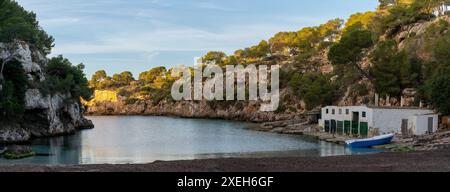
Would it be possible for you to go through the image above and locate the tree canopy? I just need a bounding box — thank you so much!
[0,0,54,54]
[370,40,422,96]
[289,72,336,110]
[329,24,374,79]
[41,55,93,101]
[269,19,343,53]
[139,67,167,84]
[202,51,227,66]
[423,69,450,115]
[112,71,135,86]
[344,12,376,32]
[235,40,270,59]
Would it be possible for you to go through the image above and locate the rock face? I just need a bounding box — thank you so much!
[85,90,305,122]
[0,41,93,143]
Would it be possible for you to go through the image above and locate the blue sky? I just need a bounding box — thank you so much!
[16,0,379,78]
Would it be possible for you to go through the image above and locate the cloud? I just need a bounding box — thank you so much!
[20,0,333,57]
[51,23,287,55]
[145,51,161,61]
[40,17,84,27]
[194,1,237,11]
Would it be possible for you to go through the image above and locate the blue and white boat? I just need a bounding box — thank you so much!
[346,134,394,148]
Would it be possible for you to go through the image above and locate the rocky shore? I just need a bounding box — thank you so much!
[0,41,93,143]
[84,89,306,122]
[1,148,450,172]
[250,118,450,152]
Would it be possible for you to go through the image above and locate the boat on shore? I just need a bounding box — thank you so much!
[346,134,394,148]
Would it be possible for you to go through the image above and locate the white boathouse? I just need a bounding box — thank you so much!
[319,106,438,138]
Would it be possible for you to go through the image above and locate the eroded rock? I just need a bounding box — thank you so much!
[0,41,93,143]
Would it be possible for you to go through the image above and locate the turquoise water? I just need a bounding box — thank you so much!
[0,116,382,165]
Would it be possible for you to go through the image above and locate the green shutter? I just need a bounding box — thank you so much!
[360,122,369,138]
[325,120,330,132]
[352,121,359,136]
[344,121,351,135]
[337,121,344,135]
[331,120,337,134]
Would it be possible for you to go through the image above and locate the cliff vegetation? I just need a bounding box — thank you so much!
[86,0,450,120]
[0,0,93,143]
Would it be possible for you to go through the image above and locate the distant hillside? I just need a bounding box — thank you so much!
[86,0,450,121]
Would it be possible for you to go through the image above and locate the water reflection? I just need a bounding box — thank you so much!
[0,116,383,165]
[318,141,384,156]
[0,133,83,164]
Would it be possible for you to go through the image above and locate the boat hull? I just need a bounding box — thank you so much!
[346,134,394,148]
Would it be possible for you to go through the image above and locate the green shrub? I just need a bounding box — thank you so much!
[269,19,342,54]
[3,151,36,160]
[375,1,438,37]
[112,71,135,87]
[289,72,336,110]
[40,55,93,101]
[422,68,450,115]
[274,104,286,114]
[0,60,27,121]
[355,84,369,97]
[329,24,374,79]
[202,51,227,66]
[370,41,422,96]
[125,97,139,105]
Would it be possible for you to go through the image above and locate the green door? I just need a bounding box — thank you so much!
[360,122,369,138]
[344,121,351,135]
[331,120,337,134]
[352,121,359,136]
[337,121,344,135]
[324,120,330,132]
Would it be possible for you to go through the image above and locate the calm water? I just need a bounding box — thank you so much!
[0,116,381,165]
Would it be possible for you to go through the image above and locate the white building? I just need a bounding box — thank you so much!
[434,2,450,16]
[319,106,438,138]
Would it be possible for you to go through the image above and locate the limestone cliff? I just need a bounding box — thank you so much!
[84,89,304,122]
[0,41,93,143]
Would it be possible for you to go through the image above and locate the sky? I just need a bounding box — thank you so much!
[16,0,379,78]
